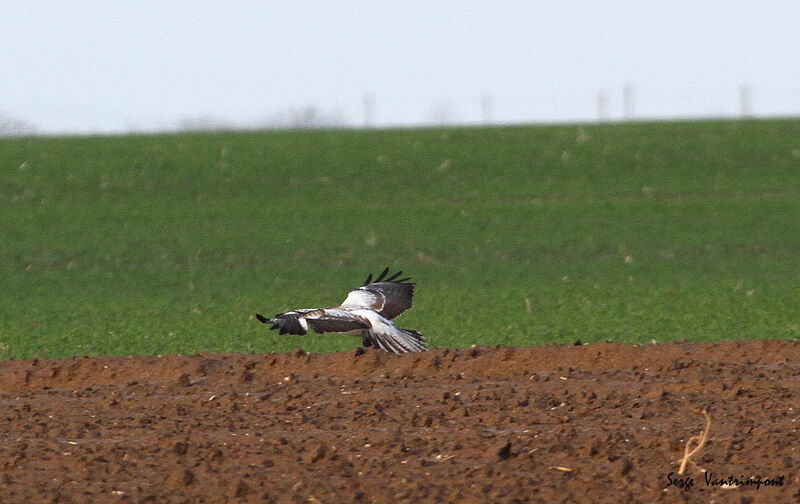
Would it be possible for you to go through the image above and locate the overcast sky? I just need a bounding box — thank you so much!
[3,1,800,133]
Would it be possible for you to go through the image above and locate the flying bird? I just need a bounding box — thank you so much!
[256,268,427,354]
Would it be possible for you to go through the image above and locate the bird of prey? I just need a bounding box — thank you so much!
[256,268,426,354]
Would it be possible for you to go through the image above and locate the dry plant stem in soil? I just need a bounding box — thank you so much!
[677,409,712,475]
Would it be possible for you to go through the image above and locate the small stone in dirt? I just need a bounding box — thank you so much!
[620,457,633,476]
[176,373,191,387]
[172,442,188,455]
[303,445,326,464]
[234,480,252,497]
[182,469,194,485]
[496,440,513,460]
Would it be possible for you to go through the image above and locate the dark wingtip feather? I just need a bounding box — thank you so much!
[364,268,413,286]
[376,267,390,282]
[386,270,402,282]
[255,314,269,324]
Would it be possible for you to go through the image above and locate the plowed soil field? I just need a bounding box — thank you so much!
[1,340,798,503]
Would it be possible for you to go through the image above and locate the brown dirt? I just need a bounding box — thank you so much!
[1,340,798,503]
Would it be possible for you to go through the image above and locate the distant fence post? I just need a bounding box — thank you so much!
[363,94,375,128]
[623,84,635,120]
[480,93,493,124]
[597,90,610,122]
[739,85,752,118]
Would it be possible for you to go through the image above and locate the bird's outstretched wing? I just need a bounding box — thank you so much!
[256,309,318,335]
[340,267,414,320]
[256,308,369,335]
[305,309,369,334]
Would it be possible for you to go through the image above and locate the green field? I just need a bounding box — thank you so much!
[1,119,799,359]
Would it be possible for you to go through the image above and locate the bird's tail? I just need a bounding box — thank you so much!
[366,328,427,354]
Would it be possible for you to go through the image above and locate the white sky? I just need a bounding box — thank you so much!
[2,1,800,133]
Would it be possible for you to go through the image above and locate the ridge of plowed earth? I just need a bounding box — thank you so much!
[1,340,798,504]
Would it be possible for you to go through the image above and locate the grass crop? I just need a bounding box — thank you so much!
[1,119,799,359]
